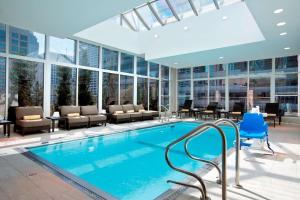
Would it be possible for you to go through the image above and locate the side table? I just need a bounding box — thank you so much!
[46,117,67,132]
[0,120,12,137]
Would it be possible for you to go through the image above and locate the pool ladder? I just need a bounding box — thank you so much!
[165,119,242,200]
[160,105,172,122]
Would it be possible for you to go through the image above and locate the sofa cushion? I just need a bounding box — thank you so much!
[60,106,80,117]
[88,115,107,122]
[81,105,98,115]
[23,115,41,120]
[16,106,44,120]
[111,113,130,119]
[109,105,123,114]
[16,119,50,128]
[122,104,135,113]
[129,112,142,118]
[127,110,134,113]
[114,111,124,114]
[134,104,145,112]
[141,111,153,117]
[67,113,80,117]
[67,116,89,124]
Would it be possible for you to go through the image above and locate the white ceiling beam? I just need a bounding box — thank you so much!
[165,0,180,21]
[187,0,198,16]
[133,8,151,30]
[147,2,164,26]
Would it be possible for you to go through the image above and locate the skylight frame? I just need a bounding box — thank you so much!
[117,0,242,32]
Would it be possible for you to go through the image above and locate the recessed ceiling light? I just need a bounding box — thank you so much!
[183,26,189,31]
[280,32,287,36]
[219,56,224,59]
[284,47,290,50]
[222,16,228,20]
[154,34,159,38]
[273,9,284,14]
[174,62,178,65]
[276,22,286,26]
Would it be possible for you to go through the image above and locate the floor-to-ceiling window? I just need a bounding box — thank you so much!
[49,37,76,64]
[9,59,44,107]
[120,75,134,104]
[120,53,134,74]
[178,68,191,108]
[0,23,5,53]
[102,48,118,71]
[9,26,45,59]
[193,80,208,108]
[249,59,272,74]
[150,62,159,78]
[275,56,298,114]
[0,23,172,117]
[78,69,98,106]
[137,77,148,109]
[161,66,169,109]
[0,57,5,117]
[209,79,225,108]
[79,42,99,68]
[50,65,77,112]
[229,78,247,110]
[102,72,119,109]
[249,77,270,110]
[149,79,159,111]
[137,57,148,76]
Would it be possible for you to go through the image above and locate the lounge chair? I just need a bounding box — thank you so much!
[265,103,281,127]
[177,100,193,118]
[60,106,89,130]
[108,105,131,123]
[198,102,218,120]
[14,106,51,135]
[228,102,245,122]
[240,113,274,154]
[81,105,107,127]
[122,104,142,121]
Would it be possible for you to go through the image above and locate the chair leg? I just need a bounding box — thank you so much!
[266,137,274,154]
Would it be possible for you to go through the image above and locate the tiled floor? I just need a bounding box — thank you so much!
[0,119,299,200]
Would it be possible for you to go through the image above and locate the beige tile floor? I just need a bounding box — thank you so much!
[0,118,299,200]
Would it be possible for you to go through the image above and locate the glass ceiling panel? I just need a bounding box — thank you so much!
[136,5,161,28]
[113,0,242,31]
[192,0,216,13]
[169,0,195,19]
[123,11,147,31]
[151,0,177,24]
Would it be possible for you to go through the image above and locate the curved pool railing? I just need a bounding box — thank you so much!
[184,118,241,187]
[165,122,227,200]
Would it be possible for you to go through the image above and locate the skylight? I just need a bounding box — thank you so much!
[114,0,242,31]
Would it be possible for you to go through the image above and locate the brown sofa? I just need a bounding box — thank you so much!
[60,106,89,130]
[15,106,51,135]
[108,105,131,123]
[134,104,159,120]
[81,105,107,127]
[122,104,142,121]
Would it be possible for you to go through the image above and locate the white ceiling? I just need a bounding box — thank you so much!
[0,0,148,37]
[1,0,299,67]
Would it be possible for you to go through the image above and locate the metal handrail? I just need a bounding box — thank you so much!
[165,123,227,200]
[160,105,170,122]
[184,118,241,187]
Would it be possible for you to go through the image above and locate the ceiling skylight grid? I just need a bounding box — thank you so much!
[117,0,242,32]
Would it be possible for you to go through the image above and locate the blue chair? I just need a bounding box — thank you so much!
[239,113,274,154]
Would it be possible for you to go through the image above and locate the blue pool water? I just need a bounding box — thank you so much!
[28,122,236,200]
